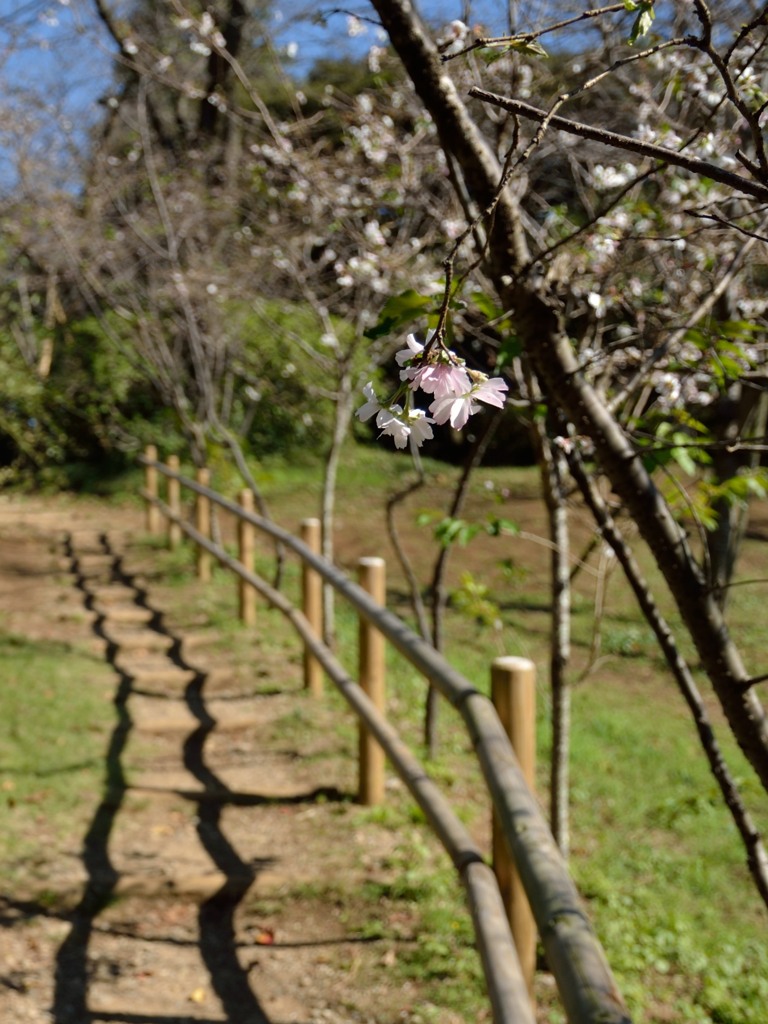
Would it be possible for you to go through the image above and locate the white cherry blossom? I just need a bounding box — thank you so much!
[407,408,434,447]
[395,331,428,367]
[376,405,410,447]
[356,382,381,422]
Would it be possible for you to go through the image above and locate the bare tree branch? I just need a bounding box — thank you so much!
[468,90,768,203]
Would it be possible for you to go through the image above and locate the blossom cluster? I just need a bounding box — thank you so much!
[357,330,508,449]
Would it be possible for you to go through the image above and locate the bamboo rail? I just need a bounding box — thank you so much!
[139,451,632,1024]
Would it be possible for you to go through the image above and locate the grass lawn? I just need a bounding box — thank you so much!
[237,442,768,1024]
[0,631,115,880]
[1,440,766,1023]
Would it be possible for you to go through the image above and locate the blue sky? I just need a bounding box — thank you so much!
[0,0,527,190]
[0,0,115,189]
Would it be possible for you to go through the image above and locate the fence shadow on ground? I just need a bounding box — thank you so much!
[53,534,132,1024]
[52,532,279,1024]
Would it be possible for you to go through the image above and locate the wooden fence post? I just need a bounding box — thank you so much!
[491,655,537,1002]
[358,557,386,806]
[167,454,182,550]
[195,467,211,582]
[144,444,161,535]
[300,518,323,696]
[238,488,256,626]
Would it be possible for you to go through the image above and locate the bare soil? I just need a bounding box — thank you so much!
[0,495,464,1024]
[4,483,767,1024]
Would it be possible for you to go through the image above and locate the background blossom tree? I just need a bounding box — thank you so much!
[367,0,768,901]
[0,0,767,905]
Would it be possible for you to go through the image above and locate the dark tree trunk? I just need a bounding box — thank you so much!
[369,0,768,793]
[705,379,768,609]
[198,0,248,141]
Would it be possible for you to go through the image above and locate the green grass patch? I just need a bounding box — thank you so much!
[117,441,768,1022]
[567,677,767,1023]
[0,630,113,872]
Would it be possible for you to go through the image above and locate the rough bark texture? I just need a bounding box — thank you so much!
[369,0,768,793]
[198,0,247,140]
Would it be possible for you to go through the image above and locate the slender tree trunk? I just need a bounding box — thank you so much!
[320,369,355,647]
[198,0,247,143]
[532,424,571,858]
[370,0,768,794]
[426,410,502,755]
[385,462,432,643]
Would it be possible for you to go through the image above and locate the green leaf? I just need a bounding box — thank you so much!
[470,290,502,321]
[720,320,763,340]
[434,517,481,548]
[485,516,520,537]
[364,289,435,341]
[506,38,548,59]
[715,469,768,503]
[671,447,697,476]
[499,557,528,583]
[641,445,672,472]
[719,355,747,380]
[672,410,709,436]
[627,1,655,45]
[744,474,768,498]
[450,571,500,627]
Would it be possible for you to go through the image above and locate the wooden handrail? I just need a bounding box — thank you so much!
[139,452,632,1024]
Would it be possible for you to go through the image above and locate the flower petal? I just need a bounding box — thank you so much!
[474,377,508,409]
[356,382,381,421]
[395,333,424,366]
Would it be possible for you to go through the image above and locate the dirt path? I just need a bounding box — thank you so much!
[0,498,442,1024]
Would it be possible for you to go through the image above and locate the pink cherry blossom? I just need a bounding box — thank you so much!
[472,375,508,408]
[357,329,508,448]
[429,391,480,430]
[410,361,471,398]
[430,374,508,429]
